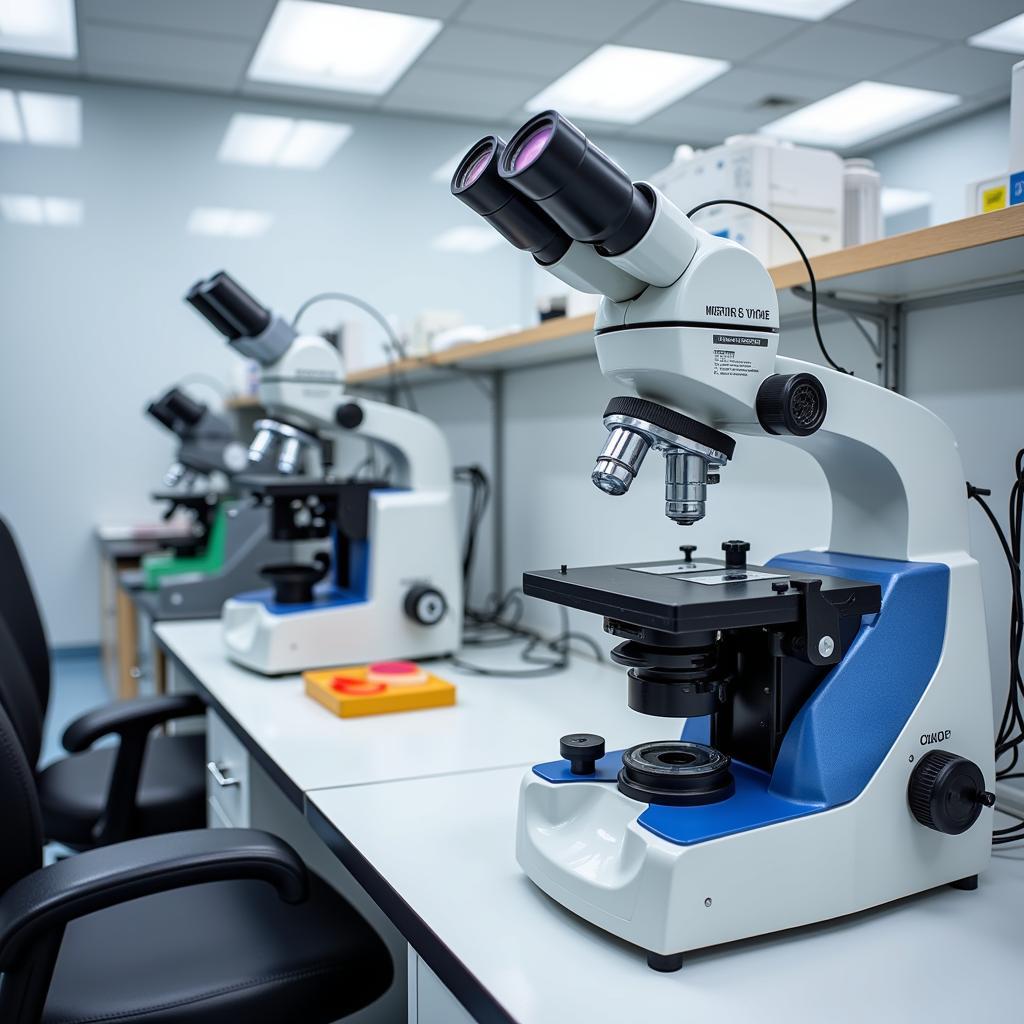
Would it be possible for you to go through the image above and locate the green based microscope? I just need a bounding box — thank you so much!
[135,386,289,619]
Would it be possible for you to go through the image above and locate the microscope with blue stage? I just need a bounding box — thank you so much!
[451,111,996,969]
[186,271,462,676]
[137,385,287,619]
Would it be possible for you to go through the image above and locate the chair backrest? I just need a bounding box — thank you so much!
[0,700,43,894]
[0,617,44,767]
[0,516,50,713]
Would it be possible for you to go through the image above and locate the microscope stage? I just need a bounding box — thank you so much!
[523,558,880,635]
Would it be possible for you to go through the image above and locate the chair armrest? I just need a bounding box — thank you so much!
[0,829,307,971]
[60,694,206,844]
[62,693,205,752]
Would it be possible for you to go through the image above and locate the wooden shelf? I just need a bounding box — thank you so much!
[346,207,1024,387]
[225,395,263,410]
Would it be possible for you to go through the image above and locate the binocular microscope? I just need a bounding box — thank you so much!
[452,111,995,969]
[185,271,462,675]
[139,385,284,618]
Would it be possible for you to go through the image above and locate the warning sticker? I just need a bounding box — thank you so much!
[712,334,765,377]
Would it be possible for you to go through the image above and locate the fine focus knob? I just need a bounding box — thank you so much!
[756,372,827,437]
[560,733,606,775]
[335,402,364,430]
[403,586,447,626]
[908,750,994,835]
[722,540,750,568]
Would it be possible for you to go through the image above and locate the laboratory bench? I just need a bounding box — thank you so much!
[153,619,1024,1024]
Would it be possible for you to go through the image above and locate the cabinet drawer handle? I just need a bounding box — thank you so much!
[206,761,240,788]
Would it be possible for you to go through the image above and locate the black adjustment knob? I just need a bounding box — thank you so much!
[756,372,827,437]
[679,544,697,563]
[403,586,447,626]
[560,733,605,775]
[908,750,994,835]
[722,540,750,568]
[335,402,364,429]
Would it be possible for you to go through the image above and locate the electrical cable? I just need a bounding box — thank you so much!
[686,199,852,376]
[291,291,419,412]
[967,450,1024,845]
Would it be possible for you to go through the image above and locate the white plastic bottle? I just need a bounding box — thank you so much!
[843,158,883,246]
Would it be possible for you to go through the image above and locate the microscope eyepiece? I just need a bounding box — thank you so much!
[451,134,571,266]
[186,271,271,340]
[498,111,655,257]
[165,387,205,427]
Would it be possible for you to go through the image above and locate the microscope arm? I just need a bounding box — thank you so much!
[336,398,454,494]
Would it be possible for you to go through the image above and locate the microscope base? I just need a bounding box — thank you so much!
[221,597,460,675]
[517,763,991,966]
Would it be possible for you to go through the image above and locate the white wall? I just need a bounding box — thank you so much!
[868,102,1011,228]
[0,75,670,645]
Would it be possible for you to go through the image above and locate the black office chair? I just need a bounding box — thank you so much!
[0,516,206,848]
[0,701,393,1023]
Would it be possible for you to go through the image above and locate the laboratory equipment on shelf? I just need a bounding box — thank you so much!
[186,271,462,675]
[450,110,995,970]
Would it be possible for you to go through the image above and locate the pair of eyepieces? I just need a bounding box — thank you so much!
[450,110,655,265]
[186,270,271,342]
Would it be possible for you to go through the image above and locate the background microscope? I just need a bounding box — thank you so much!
[132,384,289,619]
[186,270,462,675]
[451,111,996,970]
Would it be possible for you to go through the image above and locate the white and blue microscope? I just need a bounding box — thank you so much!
[451,112,996,970]
[186,271,462,675]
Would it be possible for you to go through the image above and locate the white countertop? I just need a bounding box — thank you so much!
[310,766,1024,1024]
[154,619,679,795]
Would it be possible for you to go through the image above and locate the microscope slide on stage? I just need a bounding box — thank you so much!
[185,271,462,676]
[450,110,996,971]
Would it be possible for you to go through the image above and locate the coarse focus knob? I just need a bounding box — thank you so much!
[560,733,605,775]
[335,402,364,429]
[403,586,447,626]
[756,372,827,437]
[722,540,750,568]
[908,750,994,835]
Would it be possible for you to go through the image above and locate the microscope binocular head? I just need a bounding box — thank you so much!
[451,110,701,301]
[248,418,318,476]
[592,397,735,526]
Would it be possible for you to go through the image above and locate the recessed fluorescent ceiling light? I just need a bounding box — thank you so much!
[526,45,730,125]
[218,113,351,169]
[0,88,81,145]
[880,187,932,217]
[969,13,1024,54]
[676,0,853,19]
[187,207,274,239]
[432,226,502,254]
[0,0,77,59]
[760,81,960,148]
[248,0,441,94]
[0,193,82,225]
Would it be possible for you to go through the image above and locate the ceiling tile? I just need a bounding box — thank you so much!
[836,0,1024,42]
[627,97,770,145]
[381,65,541,120]
[619,2,805,61]
[0,53,83,76]
[878,44,1020,99]
[77,0,276,40]
[418,25,593,81]
[686,66,852,109]
[752,22,941,78]
[456,0,664,44]
[80,23,251,92]
[238,79,378,108]
[329,0,465,15]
